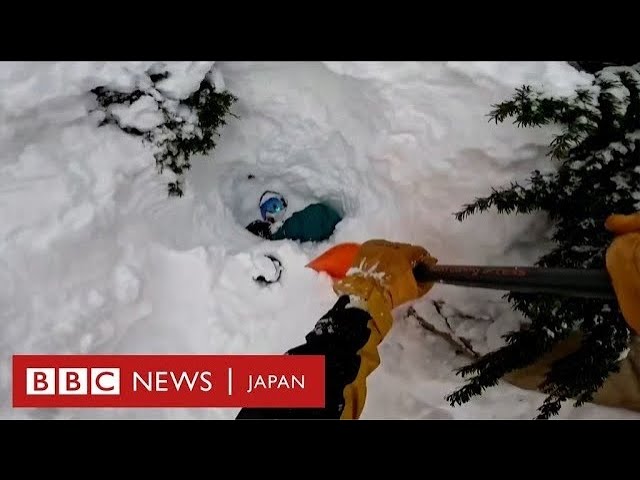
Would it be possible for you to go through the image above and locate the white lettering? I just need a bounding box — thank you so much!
[246,374,305,393]
[200,371,213,392]
[59,368,88,395]
[156,371,168,391]
[91,368,120,395]
[26,368,55,395]
[171,371,197,391]
[291,374,304,389]
[255,375,266,389]
[132,372,153,392]
[133,371,214,392]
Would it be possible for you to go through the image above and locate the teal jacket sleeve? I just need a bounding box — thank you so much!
[271,204,342,242]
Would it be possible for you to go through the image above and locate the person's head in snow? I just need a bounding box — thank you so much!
[245,191,287,240]
[259,191,288,225]
[246,189,344,243]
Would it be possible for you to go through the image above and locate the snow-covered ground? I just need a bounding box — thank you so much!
[2,61,638,420]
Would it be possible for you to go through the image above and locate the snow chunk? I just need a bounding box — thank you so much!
[609,142,628,155]
[571,159,586,170]
[445,61,594,97]
[618,348,630,361]
[597,68,633,116]
[611,173,630,190]
[571,245,596,253]
[109,95,164,131]
[627,130,640,142]
[87,289,105,309]
[0,61,157,114]
[61,203,96,232]
[113,265,141,304]
[346,260,386,282]
[154,62,215,100]
[599,65,640,84]
[207,65,226,91]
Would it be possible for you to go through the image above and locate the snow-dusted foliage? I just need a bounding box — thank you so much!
[451,64,640,419]
[91,63,237,197]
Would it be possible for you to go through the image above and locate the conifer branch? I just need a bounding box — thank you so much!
[450,63,640,418]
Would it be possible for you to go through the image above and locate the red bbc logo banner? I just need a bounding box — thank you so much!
[12,354,325,408]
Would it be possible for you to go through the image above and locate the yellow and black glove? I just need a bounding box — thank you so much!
[334,240,437,333]
[605,212,640,334]
[332,240,437,419]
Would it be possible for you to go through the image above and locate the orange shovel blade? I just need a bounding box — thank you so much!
[306,243,361,279]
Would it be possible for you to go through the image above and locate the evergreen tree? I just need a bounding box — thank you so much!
[446,63,640,419]
[91,67,237,197]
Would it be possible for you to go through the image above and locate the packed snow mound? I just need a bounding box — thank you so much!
[2,61,638,420]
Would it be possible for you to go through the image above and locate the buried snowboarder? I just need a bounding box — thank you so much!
[246,191,343,243]
[246,190,344,286]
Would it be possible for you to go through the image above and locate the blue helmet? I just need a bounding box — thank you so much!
[259,191,287,223]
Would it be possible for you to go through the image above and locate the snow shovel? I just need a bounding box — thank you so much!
[306,243,616,299]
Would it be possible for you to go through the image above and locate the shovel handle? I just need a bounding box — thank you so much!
[412,263,617,299]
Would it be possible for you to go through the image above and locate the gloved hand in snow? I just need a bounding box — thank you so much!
[251,254,283,285]
[605,212,640,333]
[333,239,438,335]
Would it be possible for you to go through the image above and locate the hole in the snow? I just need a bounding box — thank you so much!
[224,170,347,244]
